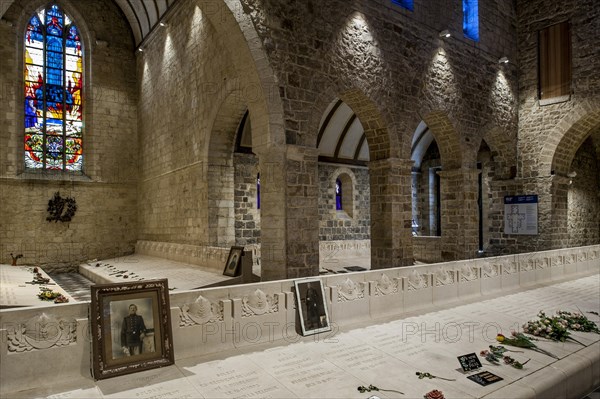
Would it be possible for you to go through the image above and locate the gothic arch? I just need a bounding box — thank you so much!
[206,83,248,247]
[478,125,517,178]
[418,111,463,170]
[199,0,285,151]
[548,107,600,177]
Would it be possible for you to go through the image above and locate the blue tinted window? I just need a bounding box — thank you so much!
[392,0,413,12]
[463,0,479,41]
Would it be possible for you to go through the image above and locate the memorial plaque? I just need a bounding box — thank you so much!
[457,353,482,372]
[467,371,503,386]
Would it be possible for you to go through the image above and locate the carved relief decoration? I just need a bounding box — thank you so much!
[180,295,224,327]
[337,278,365,302]
[241,289,278,317]
[551,256,564,267]
[503,262,518,275]
[460,265,479,282]
[482,263,500,278]
[374,274,398,296]
[535,257,549,269]
[7,313,77,352]
[407,270,429,290]
[436,268,455,286]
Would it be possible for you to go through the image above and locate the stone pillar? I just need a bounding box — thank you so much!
[256,147,287,281]
[438,168,479,261]
[521,175,570,250]
[255,145,320,280]
[284,146,320,278]
[369,158,414,268]
[207,164,235,247]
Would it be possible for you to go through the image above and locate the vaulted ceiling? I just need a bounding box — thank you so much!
[0,0,179,46]
[112,0,177,46]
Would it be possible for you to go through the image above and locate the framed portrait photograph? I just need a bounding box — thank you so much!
[294,278,331,336]
[90,279,174,380]
[223,246,244,277]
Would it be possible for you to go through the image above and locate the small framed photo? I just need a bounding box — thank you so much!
[294,278,331,336]
[223,246,244,277]
[90,279,174,380]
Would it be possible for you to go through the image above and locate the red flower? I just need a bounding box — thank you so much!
[424,389,445,399]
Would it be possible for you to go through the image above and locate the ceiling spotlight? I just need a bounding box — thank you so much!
[439,29,451,38]
[138,47,143,52]
[159,21,167,27]
[499,56,509,64]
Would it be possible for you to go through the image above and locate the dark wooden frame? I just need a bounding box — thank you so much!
[223,246,244,277]
[90,279,174,380]
[294,278,331,336]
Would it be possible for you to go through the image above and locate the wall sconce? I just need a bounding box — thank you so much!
[498,56,509,64]
[439,29,451,38]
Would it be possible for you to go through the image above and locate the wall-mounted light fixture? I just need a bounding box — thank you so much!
[159,22,168,27]
[498,56,509,64]
[439,29,451,38]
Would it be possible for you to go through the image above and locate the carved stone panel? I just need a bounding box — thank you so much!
[7,313,77,352]
[179,295,224,327]
[337,278,365,302]
[241,289,278,317]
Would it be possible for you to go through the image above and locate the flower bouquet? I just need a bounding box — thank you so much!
[555,311,600,334]
[523,311,585,345]
[38,288,69,303]
[480,345,530,369]
[497,332,558,359]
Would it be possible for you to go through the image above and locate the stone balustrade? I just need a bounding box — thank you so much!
[0,245,598,395]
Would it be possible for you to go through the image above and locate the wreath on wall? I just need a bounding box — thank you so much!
[46,192,77,222]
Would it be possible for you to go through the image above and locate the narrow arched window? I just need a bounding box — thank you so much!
[24,4,83,171]
[335,178,342,210]
[257,173,260,209]
[462,0,479,41]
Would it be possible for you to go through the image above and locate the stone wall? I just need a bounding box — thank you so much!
[234,153,260,246]
[318,164,370,241]
[491,0,600,253]
[0,0,138,270]
[568,140,600,247]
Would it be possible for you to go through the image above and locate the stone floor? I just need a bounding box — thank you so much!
[7,274,600,399]
[47,271,94,302]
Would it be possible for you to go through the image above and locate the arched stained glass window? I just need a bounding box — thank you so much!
[24,4,83,171]
[335,178,342,210]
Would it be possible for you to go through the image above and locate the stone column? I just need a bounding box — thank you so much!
[284,146,320,278]
[255,145,320,280]
[369,158,414,268]
[256,146,287,281]
[520,175,570,250]
[438,168,480,261]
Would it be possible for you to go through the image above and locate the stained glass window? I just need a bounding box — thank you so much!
[336,178,342,210]
[463,0,480,41]
[392,0,414,12]
[24,4,83,171]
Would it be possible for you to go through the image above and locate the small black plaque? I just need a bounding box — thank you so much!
[467,371,503,386]
[457,352,483,372]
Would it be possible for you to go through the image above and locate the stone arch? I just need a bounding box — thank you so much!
[479,125,517,179]
[206,85,248,247]
[548,108,600,177]
[307,82,401,161]
[418,111,463,170]
[199,0,286,151]
[330,167,359,218]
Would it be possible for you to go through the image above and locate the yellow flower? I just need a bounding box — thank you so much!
[496,334,505,342]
